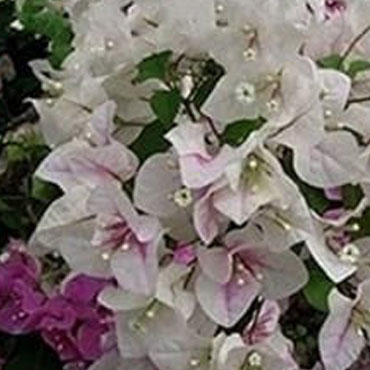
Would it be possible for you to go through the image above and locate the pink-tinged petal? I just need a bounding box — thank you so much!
[173,243,196,266]
[132,215,162,245]
[324,187,342,201]
[35,140,87,191]
[165,123,209,159]
[86,101,116,146]
[68,142,138,185]
[110,239,158,296]
[36,140,138,192]
[193,191,223,245]
[88,184,137,228]
[243,300,281,345]
[225,228,308,299]
[165,122,234,188]
[197,247,233,284]
[319,289,365,370]
[323,208,346,221]
[178,146,233,189]
[89,184,162,245]
[195,272,261,327]
[213,180,277,226]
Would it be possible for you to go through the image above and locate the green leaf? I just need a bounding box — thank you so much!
[221,118,265,146]
[18,0,73,68]
[49,38,73,68]
[303,264,335,312]
[130,120,170,162]
[136,51,172,83]
[150,89,181,128]
[300,183,330,214]
[31,177,60,202]
[346,60,370,79]
[317,54,342,70]
[6,144,26,163]
[342,184,364,209]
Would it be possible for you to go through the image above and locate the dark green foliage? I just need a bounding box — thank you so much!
[346,60,370,79]
[17,0,73,68]
[342,184,364,209]
[3,334,62,370]
[221,118,265,146]
[130,120,170,162]
[317,54,342,70]
[303,261,335,312]
[150,89,182,129]
[136,51,173,83]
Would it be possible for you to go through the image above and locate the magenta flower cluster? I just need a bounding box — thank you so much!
[0,240,114,369]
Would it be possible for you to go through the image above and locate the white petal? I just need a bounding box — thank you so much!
[195,273,260,327]
[319,289,365,370]
[294,131,365,188]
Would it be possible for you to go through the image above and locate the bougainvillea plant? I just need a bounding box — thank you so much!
[3,0,370,369]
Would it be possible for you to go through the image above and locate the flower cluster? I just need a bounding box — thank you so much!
[0,240,113,369]
[6,0,370,369]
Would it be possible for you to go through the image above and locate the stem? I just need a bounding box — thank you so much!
[268,110,307,140]
[183,265,196,289]
[114,116,148,128]
[346,95,370,106]
[182,98,198,122]
[246,297,265,343]
[202,112,221,140]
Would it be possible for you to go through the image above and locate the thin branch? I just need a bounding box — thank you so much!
[340,24,370,67]
[181,98,198,122]
[346,95,370,106]
[201,112,221,140]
